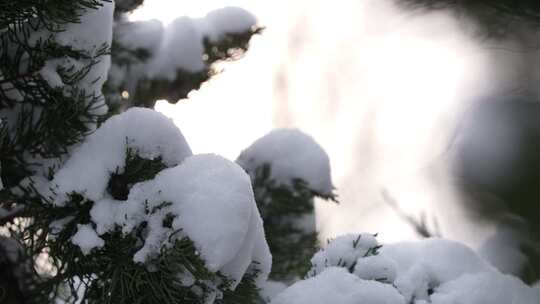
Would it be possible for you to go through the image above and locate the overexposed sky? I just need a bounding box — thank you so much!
[127,0,527,246]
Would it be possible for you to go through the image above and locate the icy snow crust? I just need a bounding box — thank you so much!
[237,128,333,195]
[49,108,270,288]
[273,234,538,304]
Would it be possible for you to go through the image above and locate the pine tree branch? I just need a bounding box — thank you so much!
[381,189,441,238]
[0,206,26,226]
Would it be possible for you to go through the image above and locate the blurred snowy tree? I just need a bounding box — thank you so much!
[270,233,540,304]
[396,0,540,38]
[396,0,540,284]
[237,129,336,283]
[0,1,268,303]
[105,1,262,110]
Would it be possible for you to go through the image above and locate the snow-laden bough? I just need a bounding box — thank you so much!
[46,108,270,294]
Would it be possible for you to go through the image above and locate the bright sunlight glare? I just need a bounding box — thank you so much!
[133,0,504,246]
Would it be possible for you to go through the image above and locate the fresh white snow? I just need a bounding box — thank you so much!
[53,0,114,116]
[237,128,333,195]
[273,234,538,304]
[71,224,105,255]
[48,108,270,290]
[123,154,271,287]
[50,107,192,205]
[271,267,405,304]
[113,6,257,82]
[202,7,257,42]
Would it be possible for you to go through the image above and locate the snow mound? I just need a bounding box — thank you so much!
[382,238,490,283]
[49,108,270,290]
[431,272,537,304]
[122,154,271,286]
[147,16,206,77]
[271,267,405,304]
[51,107,192,205]
[237,128,333,195]
[261,280,288,303]
[354,255,397,284]
[380,239,491,302]
[275,234,537,304]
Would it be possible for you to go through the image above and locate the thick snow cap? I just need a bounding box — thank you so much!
[50,108,270,288]
[51,107,192,205]
[237,128,333,195]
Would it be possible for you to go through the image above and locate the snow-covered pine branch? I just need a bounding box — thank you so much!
[237,129,336,282]
[21,108,271,303]
[106,6,262,109]
[1,1,268,303]
[270,233,540,304]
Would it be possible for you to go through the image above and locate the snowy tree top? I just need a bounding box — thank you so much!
[237,128,334,195]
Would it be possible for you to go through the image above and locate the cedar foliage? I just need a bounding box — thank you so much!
[241,163,336,282]
[0,1,262,303]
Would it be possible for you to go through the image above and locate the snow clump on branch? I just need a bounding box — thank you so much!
[45,108,270,292]
[271,234,539,304]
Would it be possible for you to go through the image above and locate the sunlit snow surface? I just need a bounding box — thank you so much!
[237,128,333,195]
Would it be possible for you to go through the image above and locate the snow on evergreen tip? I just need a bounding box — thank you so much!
[237,128,334,196]
[44,108,271,288]
[2,2,266,302]
[50,107,192,205]
[116,6,257,80]
[272,233,540,304]
[307,233,380,278]
[122,153,271,286]
[68,153,271,288]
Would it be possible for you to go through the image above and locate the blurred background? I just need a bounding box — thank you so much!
[130,0,540,278]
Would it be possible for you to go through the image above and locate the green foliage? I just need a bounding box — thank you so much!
[9,149,167,302]
[1,2,266,303]
[44,234,231,304]
[1,2,112,300]
[9,146,262,304]
[0,0,106,30]
[108,145,167,200]
[218,267,263,304]
[0,1,109,188]
[248,163,336,282]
